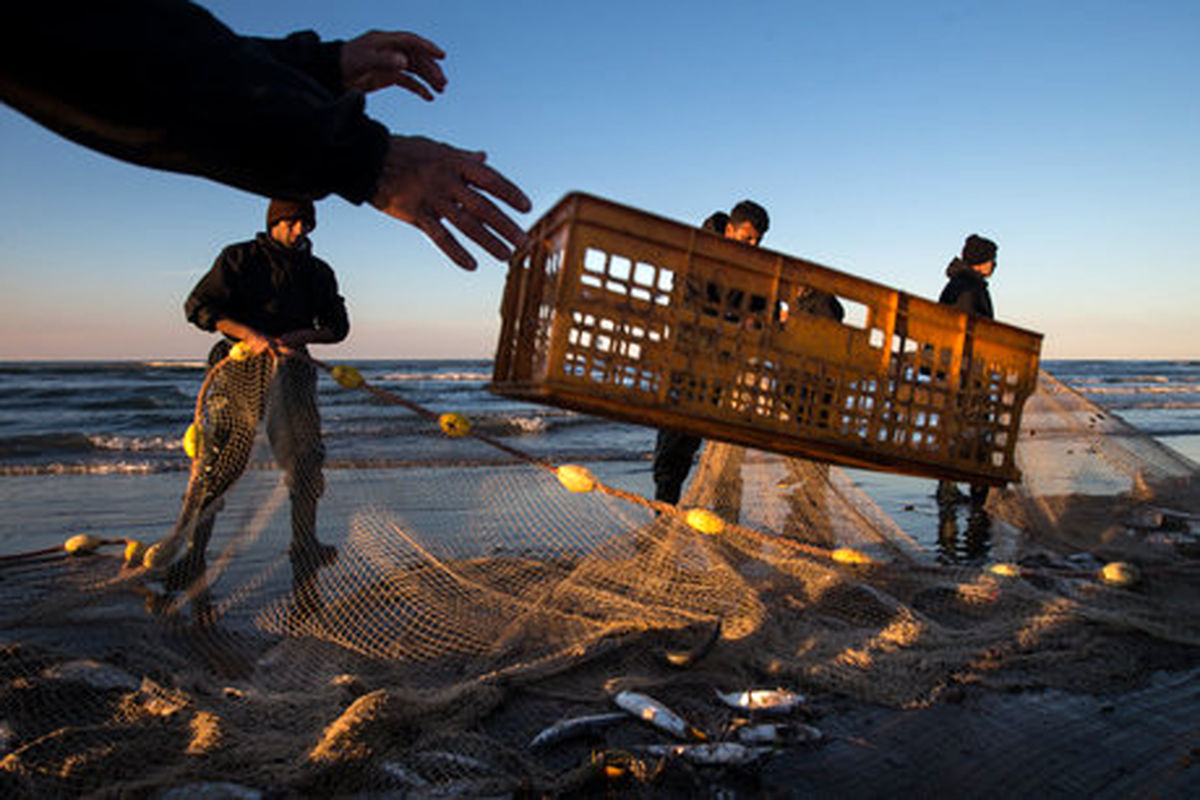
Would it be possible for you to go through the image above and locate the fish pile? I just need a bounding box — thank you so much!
[525,682,825,773]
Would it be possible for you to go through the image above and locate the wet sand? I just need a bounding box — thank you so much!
[761,669,1199,798]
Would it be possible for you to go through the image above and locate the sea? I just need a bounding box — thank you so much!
[1,359,1197,552]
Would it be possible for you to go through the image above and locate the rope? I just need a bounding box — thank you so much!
[301,356,1200,588]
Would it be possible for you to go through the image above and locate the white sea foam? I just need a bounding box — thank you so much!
[88,434,181,452]
[509,416,547,434]
[141,360,207,369]
[376,372,490,382]
[1076,384,1200,395]
[0,460,179,476]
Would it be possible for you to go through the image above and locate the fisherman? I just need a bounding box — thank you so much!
[0,2,529,272]
[166,199,346,606]
[936,234,999,526]
[652,201,770,505]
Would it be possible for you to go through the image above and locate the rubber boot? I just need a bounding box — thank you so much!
[288,493,337,570]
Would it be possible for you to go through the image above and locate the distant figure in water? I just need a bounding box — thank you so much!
[167,199,346,618]
[936,233,999,561]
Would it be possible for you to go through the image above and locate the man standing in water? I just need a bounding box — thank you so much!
[936,233,999,561]
[167,199,346,614]
[652,200,770,505]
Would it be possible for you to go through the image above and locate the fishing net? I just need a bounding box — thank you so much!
[1,354,1197,797]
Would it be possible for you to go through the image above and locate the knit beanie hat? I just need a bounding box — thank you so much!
[266,199,316,231]
[961,234,997,266]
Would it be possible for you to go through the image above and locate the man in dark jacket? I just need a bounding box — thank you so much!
[166,198,346,602]
[939,234,996,318]
[652,201,770,505]
[0,2,529,272]
[936,234,998,524]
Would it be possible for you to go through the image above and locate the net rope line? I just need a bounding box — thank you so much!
[290,351,1185,584]
[301,351,873,567]
[2,351,1190,589]
[288,352,1190,585]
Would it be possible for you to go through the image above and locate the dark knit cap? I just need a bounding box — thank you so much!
[961,234,997,266]
[701,211,730,233]
[266,199,316,231]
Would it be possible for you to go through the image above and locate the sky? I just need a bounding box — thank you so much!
[1,0,1197,361]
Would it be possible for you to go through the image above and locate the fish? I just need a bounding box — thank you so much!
[410,750,491,774]
[715,688,805,714]
[735,722,823,745]
[640,742,773,767]
[378,761,430,789]
[664,618,722,668]
[611,690,707,741]
[528,712,627,749]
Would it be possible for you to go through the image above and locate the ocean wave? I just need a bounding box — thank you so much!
[0,460,184,476]
[80,395,186,411]
[0,432,96,457]
[88,434,182,452]
[374,371,492,383]
[0,362,195,376]
[1068,383,1199,393]
[141,360,206,370]
[1096,402,1200,415]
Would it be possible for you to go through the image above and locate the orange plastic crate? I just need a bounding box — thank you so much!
[491,193,1042,485]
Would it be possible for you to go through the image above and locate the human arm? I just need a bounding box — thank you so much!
[252,29,446,100]
[370,136,531,271]
[251,30,527,269]
[1,1,529,269]
[282,259,351,350]
[340,30,447,99]
[209,319,338,358]
[1,1,388,204]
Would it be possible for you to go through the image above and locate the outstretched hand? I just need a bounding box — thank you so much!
[341,30,447,100]
[370,136,532,271]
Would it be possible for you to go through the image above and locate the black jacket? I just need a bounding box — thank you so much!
[0,1,388,204]
[186,234,349,342]
[938,261,994,319]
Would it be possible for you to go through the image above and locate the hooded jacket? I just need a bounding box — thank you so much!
[938,258,994,319]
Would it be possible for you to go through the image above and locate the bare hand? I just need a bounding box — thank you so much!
[370,135,532,271]
[240,331,275,356]
[341,30,447,100]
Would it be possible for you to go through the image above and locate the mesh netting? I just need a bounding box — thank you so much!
[1,356,1197,797]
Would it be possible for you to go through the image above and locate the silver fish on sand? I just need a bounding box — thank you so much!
[641,742,773,767]
[378,762,430,789]
[409,750,491,774]
[611,690,707,741]
[715,688,805,714]
[735,722,823,745]
[528,712,627,749]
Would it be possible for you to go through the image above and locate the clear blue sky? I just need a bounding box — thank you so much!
[2,0,1197,360]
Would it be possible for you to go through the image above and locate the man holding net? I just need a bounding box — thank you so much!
[165,199,346,599]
